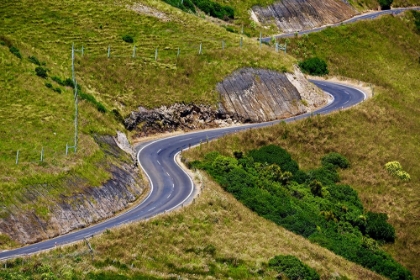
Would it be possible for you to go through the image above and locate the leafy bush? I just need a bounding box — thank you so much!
[51,76,63,85]
[321,152,350,169]
[268,255,320,280]
[365,212,395,243]
[248,144,299,175]
[28,55,41,65]
[53,87,62,94]
[122,35,134,43]
[64,78,75,88]
[9,46,22,59]
[378,0,393,10]
[194,145,411,279]
[298,57,329,75]
[35,66,48,78]
[193,0,234,20]
[163,0,234,20]
[412,11,420,34]
[79,92,107,113]
[384,161,410,181]
[45,82,53,89]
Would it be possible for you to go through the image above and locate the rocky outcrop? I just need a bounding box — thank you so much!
[218,67,327,122]
[0,135,144,245]
[125,67,328,135]
[252,0,356,33]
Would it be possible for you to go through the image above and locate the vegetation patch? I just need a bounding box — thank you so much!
[298,57,328,75]
[191,146,412,279]
[268,255,320,280]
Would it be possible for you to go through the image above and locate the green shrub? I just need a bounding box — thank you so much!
[413,11,420,34]
[378,0,393,9]
[365,212,395,243]
[298,57,328,75]
[45,82,53,89]
[53,87,62,94]
[28,55,41,65]
[9,46,22,59]
[384,161,411,181]
[35,66,48,78]
[248,144,299,175]
[122,35,134,43]
[268,255,320,280]
[79,92,107,113]
[321,152,350,169]
[64,78,75,88]
[195,147,410,279]
[51,76,63,85]
[163,0,196,13]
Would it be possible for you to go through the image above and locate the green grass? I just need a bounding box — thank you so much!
[184,12,420,277]
[0,0,294,238]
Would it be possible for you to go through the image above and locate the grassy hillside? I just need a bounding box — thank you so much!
[0,172,382,279]
[184,12,420,277]
[0,0,292,232]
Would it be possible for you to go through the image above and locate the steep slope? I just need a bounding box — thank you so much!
[251,0,356,32]
[218,67,327,122]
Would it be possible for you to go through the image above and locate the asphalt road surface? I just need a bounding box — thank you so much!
[262,7,420,41]
[0,80,366,260]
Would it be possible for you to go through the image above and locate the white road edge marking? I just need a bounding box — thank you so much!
[165,151,194,212]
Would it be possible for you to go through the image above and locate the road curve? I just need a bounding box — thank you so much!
[0,80,366,260]
[262,6,420,41]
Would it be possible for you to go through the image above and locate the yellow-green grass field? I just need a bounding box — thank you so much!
[184,12,420,277]
[0,0,293,234]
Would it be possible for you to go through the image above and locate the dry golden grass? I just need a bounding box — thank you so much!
[2,172,383,279]
[184,13,420,277]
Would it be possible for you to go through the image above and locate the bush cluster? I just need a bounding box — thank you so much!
[35,66,48,78]
[79,92,107,113]
[384,161,411,181]
[122,35,134,43]
[413,11,420,34]
[52,76,75,88]
[163,0,234,21]
[268,255,320,280]
[193,146,412,279]
[378,0,393,10]
[298,57,329,75]
[28,55,41,65]
[9,46,22,59]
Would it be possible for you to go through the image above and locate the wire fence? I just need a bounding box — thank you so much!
[70,36,286,62]
[2,36,287,168]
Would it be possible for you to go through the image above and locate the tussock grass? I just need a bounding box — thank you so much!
[185,13,420,277]
[0,172,382,279]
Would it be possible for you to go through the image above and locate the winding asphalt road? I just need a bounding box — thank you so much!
[262,6,420,41]
[0,80,366,260]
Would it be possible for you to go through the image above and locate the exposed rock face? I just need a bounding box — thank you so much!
[0,135,144,245]
[218,67,326,122]
[125,67,328,135]
[252,0,356,33]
